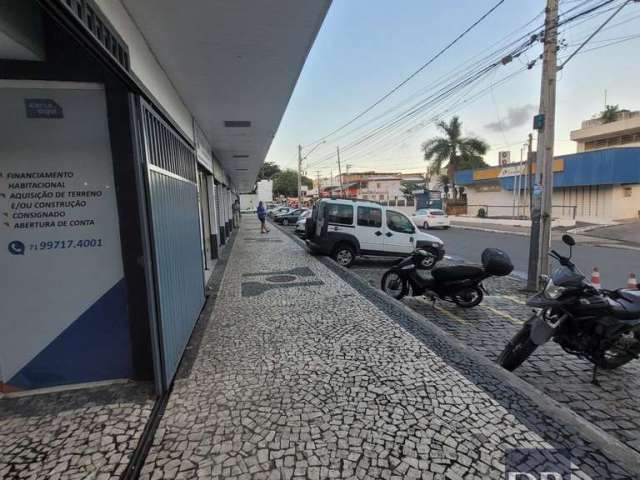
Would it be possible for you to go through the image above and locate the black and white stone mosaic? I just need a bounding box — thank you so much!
[140,219,636,479]
[350,256,640,455]
[0,382,154,480]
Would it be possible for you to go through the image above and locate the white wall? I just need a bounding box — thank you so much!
[240,194,258,211]
[96,0,193,139]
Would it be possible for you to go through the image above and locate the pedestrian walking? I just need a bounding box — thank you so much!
[257,201,269,234]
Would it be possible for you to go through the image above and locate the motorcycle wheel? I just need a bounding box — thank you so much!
[381,271,408,300]
[598,327,640,370]
[497,319,538,371]
[452,287,483,308]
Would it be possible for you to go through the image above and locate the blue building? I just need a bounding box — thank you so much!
[455,147,640,222]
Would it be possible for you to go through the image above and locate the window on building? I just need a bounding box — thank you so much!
[621,135,633,144]
[379,194,385,200]
[362,194,368,200]
[327,204,353,225]
[624,187,632,198]
[377,183,381,188]
[387,211,415,233]
[357,206,382,227]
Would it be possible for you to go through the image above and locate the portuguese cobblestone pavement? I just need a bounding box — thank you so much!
[141,218,636,479]
[0,382,154,480]
[350,255,640,454]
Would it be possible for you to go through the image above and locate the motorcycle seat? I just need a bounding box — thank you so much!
[610,289,640,320]
[432,265,484,282]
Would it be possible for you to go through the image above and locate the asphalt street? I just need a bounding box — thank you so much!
[425,227,640,289]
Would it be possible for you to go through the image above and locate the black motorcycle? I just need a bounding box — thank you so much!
[381,247,513,308]
[498,234,640,384]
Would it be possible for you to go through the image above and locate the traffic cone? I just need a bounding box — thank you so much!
[627,273,638,290]
[591,267,601,290]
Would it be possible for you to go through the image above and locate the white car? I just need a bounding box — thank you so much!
[413,208,450,230]
[295,210,312,235]
[306,198,444,267]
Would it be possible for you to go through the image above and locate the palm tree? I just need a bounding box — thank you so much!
[422,116,488,199]
[600,104,620,123]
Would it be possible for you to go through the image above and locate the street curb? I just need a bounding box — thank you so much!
[450,224,530,236]
[274,222,640,475]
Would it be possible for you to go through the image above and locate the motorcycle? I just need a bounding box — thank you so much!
[381,247,513,308]
[498,234,640,384]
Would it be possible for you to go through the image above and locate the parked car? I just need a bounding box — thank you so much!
[268,206,293,218]
[413,208,450,229]
[305,198,444,267]
[295,210,313,236]
[275,208,308,226]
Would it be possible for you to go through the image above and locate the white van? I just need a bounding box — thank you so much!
[306,198,445,267]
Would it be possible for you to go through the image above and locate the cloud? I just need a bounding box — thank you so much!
[485,104,537,132]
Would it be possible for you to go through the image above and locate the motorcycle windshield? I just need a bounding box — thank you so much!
[551,265,584,287]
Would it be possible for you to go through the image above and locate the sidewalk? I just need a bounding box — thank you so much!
[140,217,636,479]
[0,382,154,479]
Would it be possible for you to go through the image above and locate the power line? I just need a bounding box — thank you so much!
[302,0,626,174]
[301,0,508,150]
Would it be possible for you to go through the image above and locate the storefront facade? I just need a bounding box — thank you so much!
[0,0,330,393]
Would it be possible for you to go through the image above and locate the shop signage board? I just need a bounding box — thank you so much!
[0,82,132,390]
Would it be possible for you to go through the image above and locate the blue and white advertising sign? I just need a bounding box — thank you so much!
[0,82,133,391]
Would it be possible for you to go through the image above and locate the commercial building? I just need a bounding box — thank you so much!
[0,0,330,393]
[455,115,640,223]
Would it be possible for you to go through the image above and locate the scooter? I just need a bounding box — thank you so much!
[381,248,513,308]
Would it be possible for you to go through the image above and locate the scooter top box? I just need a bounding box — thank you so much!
[481,248,514,276]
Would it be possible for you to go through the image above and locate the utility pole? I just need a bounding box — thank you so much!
[527,133,533,216]
[297,144,303,207]
[529,0,558,289]
[316,170,322,199]
[336,147,345,198]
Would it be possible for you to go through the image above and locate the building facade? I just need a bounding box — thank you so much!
[455,148,640,222]
[571,110,640,152]
[0,0,330,393]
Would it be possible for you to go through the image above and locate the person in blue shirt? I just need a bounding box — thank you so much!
[257,201,269,234]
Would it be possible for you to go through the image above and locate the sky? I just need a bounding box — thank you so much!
[264,0,640,180]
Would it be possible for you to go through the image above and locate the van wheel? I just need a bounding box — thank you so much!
[423,221,429,230]
[333,244,355,268]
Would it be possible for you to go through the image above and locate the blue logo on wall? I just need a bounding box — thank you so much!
[8,240,25,255]
[25,98,64,119]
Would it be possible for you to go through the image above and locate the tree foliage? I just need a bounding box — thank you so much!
[400,180,425,199]
[272,169,313,197]
[422,116,488,198]
[599,104,620,124]
[257,162,281,180]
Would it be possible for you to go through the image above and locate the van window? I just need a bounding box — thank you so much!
[357,206,382,227]
[327,204,353,225]
[387,211,415,233]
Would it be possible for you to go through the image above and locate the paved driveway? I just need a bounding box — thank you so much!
[140,219,636,479]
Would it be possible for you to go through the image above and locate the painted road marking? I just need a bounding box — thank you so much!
[432,304,467,325]
[480,304,524,325]
[486,294,527,305]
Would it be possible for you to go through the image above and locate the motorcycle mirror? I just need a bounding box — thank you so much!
[562,234,575,247]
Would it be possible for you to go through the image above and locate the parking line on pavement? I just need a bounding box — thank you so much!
[480,304,523,325]
[432,304,467,325]
[499,294,527,305]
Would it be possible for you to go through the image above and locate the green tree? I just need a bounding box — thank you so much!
[400,180,425,199]
[599,104,620,123]
[257,161,281,180]
[421,116,488,199]
[272,169,313,197]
